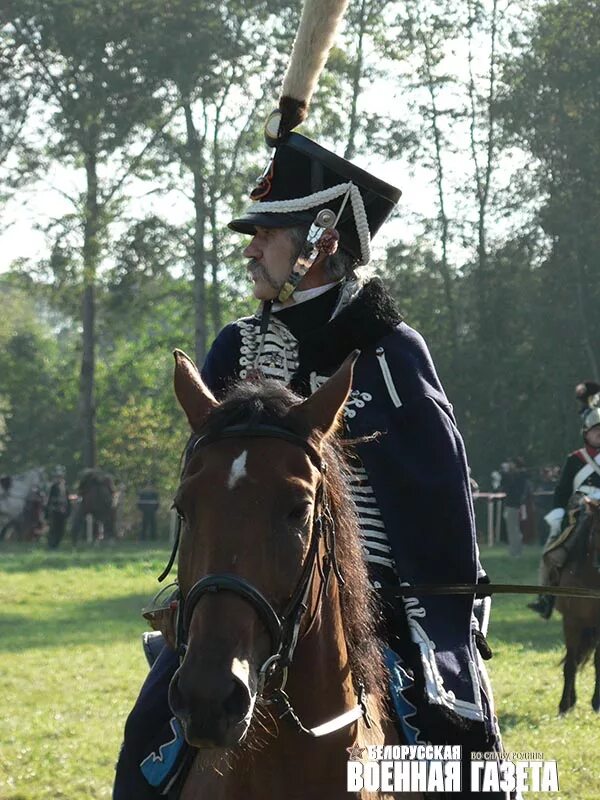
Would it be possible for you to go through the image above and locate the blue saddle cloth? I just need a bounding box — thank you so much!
[113,646,188,799]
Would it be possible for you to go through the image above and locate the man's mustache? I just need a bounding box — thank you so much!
[246,259,280,290]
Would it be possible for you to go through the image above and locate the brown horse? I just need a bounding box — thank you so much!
[555,496,600,714]
[171,350,418,800]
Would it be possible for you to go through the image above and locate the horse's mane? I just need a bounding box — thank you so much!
[195,379,388,712]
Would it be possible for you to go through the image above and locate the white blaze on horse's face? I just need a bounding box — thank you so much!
[227,450,248,490]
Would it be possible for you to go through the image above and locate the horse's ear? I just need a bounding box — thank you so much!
[289,350,359,440]
[173,349,219,432]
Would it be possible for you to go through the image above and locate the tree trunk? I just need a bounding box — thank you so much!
[209,202,222,338]
[80,151,99,468]
[209,108,223,339]
[575,259,600,380]
[467,0,498,342]
[183,102,207,365]
[420,35,459,364]
[344,0,368,160]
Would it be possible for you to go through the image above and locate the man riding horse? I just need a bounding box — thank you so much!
[114,3,506,796]
[529,381,600,619]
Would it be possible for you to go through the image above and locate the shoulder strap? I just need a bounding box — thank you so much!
[574,449,600,491]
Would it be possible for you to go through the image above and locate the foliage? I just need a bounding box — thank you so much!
[3,0,166,162]
[0,275,80,474]
[498,0,600,386]
[0,31,38,207]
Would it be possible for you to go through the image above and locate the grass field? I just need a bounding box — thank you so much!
[0,542,598,799]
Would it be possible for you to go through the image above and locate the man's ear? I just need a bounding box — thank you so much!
[173,349,218,432]
[287,350,359,440]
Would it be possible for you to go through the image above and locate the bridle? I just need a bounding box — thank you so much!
[163,422,370,738]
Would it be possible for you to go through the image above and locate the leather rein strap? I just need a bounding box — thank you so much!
[394,583,600,600]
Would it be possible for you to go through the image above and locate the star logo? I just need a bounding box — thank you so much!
[346,742,366,761]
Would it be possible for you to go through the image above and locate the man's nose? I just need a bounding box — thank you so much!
[243,236,260,259]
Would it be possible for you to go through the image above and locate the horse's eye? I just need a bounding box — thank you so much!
[288,503,311,523]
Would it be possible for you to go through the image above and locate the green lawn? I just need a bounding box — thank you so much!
[0,543,598,799]
[0,544,163,800]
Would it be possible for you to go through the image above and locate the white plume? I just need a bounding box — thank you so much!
[282,0,350,106]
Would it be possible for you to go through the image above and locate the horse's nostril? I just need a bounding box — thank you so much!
[223,677,252,721]
[170,668,251,723]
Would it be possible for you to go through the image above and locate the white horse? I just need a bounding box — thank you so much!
[0,467,47,540]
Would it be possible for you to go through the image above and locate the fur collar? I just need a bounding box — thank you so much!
[296,277,402,375]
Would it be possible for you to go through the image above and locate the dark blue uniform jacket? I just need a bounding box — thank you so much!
[201,279,496,745]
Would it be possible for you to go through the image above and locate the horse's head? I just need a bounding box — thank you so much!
[168,349,358,748]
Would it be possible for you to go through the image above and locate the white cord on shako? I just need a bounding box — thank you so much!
[245,181,372,265]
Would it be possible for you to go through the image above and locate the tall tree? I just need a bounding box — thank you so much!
[500,0,600,383]
[464,0,503,341]
[387,0,463,367]
[130,0,297,364]
[335,0,394,160]
[3,0,169,467]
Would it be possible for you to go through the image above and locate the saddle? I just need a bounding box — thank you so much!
[142,631,166,667]
[141,582,179,662]
[543,495,595,579]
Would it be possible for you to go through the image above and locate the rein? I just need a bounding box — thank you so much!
[164,422,369,739]
[393,583,600,600]
[392,507,600,600]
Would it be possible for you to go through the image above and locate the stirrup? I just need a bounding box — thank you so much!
[142,630,166,667]
[527,596,553,619]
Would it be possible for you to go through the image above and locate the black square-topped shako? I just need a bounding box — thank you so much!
[229,132,402,265]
